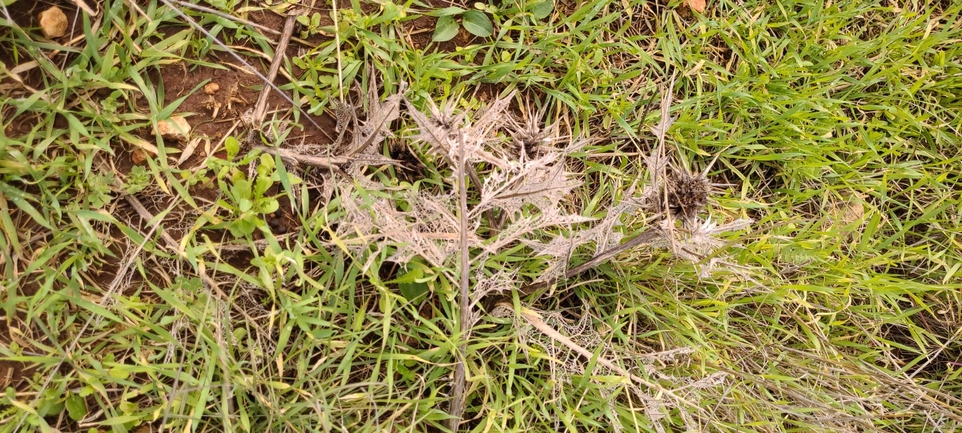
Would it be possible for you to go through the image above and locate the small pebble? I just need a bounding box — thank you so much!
[38,6,68,39]
[154,116,191,141]
[131,148,148,165]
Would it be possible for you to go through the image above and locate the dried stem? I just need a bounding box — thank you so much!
[331,0,344,103]
[251,12,297,126]
[449,133,471,431]
[168,0,279,35]
[520,226,663,294]
[253,144,349,168]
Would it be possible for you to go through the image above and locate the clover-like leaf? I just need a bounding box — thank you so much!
[530,0,554,20]
[462,10,492,37]
[433,15,459,42]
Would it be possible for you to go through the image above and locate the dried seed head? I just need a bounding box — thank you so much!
[508,127,546,161]
[666,169,710,222]
[431,114,454,130]
[506,111,552,163]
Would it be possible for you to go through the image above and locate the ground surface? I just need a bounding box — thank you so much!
[1,0,961,432]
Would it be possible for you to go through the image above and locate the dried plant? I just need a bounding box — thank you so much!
[274,75,751,430]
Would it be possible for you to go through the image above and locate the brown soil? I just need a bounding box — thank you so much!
[153,59,336,153]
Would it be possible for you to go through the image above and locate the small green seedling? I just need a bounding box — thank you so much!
[206,138,299,237]
[296,12,324,38]
[125,165,151,194]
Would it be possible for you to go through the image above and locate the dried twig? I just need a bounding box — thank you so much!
[520,226,664,295]
[448,132,471,431]
[253,144,349,169]
[71,0,99,16]
[251,12,297,126]
[167,0,278,35]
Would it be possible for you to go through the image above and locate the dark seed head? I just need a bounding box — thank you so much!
[508,132,545,161]
[507,116,548,162]
[666,170,710,221]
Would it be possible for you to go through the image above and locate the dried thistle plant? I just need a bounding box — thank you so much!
[292,75,751,430]
[495,80,755,431]
[504,100,555,164]
[326,88,599,429]
[330,97,355,147]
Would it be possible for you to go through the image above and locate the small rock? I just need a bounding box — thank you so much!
[38,6,69,39]
[204,82,220,95]
[131,148,148,165]
[823,195,865,234]
[684,0,706,13]
[154,116,191,141]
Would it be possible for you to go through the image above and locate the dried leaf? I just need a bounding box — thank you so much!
[649,79,676,142]
[176,138,203,166]
[351,92,401,156]
[405,97,462,152]
[469,90,516,137]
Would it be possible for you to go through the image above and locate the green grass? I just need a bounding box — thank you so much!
[2,0,962,432]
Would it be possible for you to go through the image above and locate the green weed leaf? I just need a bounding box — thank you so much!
[399,280,430,302]
[125,166,151,194]
[530,0,554,20]
[260,198,279,214]
[229,218,257,237]
[225,136,239,159]
[395,267,430,302]
[239,198,253,213]
[462,11,492,37]
[232,179,252,200]
[427,6,467,16]
[108,366,131,380]
[433,16,459,42]
[65,394,86,421]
